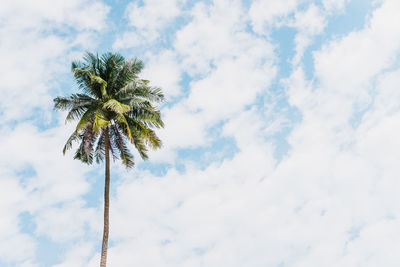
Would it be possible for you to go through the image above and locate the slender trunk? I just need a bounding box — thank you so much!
[100,127,110,267]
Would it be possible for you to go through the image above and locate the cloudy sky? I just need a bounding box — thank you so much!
[1,0,400,266]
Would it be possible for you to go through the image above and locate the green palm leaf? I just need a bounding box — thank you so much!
[103,99,130,114]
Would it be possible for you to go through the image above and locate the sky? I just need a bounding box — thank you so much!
[1,0,400,266]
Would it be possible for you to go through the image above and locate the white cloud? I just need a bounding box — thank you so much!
[52,241,95,267]
[186,55,275,121]
[174,0,274,75]
[291,4,326,65]
[279,1,400,265]
[0,0,109,31]
[125,0,184,29]
[322,0,349,12]
[113,0,185,48]
[315,0,400,91]
[249,0,300,34]
[34,200,96,242]
[144,0,277,163]
[141,50,183,98]
[0,0,109,122]
[161,104,208,148]
[0,120,99,264]
[0,177,35,264]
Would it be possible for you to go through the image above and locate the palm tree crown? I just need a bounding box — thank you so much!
[54,52,164,167]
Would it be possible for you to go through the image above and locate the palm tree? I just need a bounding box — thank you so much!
[54,52,164,267]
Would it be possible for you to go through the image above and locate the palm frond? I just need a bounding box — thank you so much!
[110,125,135,168]
[103,99,130,114]
[90,75,108,97]
[83,52,99,75]
[54,93,95,111]
[131,134,149,160]
[126,117,162,149]
[94,131,105,164]
[114,113,132,141]
[71,67,102,98]
[65,105,89,122]
[108,60,135,96]
[74,137,93,164]
[75,107,96,134]
[93,110,110,133]
[63,132,81,155]
[101,52,125,82]
[127,107,164,128]
[129,58,144,75]
[116,81,165,103]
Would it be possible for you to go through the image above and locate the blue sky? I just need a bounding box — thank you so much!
[1,0,400,266]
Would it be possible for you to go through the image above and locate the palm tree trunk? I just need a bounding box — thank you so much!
[100,127,110,267]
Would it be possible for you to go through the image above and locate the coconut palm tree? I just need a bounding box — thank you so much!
[54,52,164,267]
